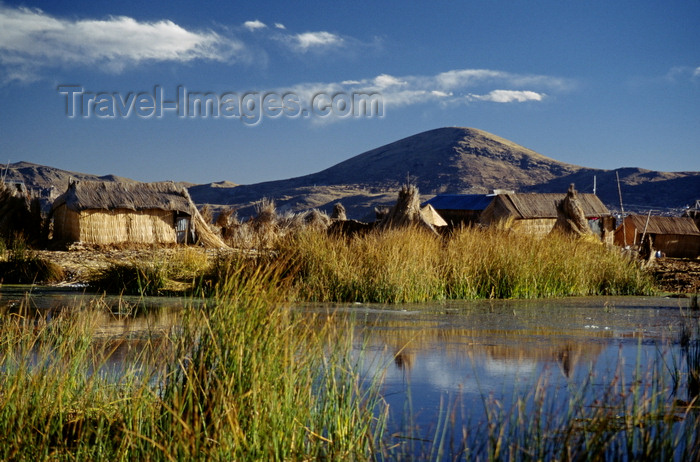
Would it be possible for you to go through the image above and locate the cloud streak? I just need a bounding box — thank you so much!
[0,5,243,81]
[269,68,569,124]
[472,90,545,103]
[311,68,567,108]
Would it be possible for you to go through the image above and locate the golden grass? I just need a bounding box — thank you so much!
[274,226,655,303]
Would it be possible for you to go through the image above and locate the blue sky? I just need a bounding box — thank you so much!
[0,0,698,185]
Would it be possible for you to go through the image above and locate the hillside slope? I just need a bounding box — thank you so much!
[188,127,699,218]
[5,128,699,220]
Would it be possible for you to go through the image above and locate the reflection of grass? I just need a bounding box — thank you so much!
[680,312,700,402]
[0,261,386,460]
[389,346,699,460]
[0,269,697,459]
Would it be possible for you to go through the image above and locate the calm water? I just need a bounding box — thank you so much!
[297,296,698,452]
[2,286,697,455]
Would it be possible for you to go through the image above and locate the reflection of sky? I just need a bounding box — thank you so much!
[339,296,697,447]
[5,290,695,458]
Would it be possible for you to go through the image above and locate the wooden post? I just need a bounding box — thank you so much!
[639,210,652,247]
[616,171,627,246]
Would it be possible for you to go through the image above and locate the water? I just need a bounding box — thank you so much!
[2,287,697,456]
[297,296,698,455]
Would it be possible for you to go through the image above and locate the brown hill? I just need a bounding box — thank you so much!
[188,127,699,218]
[5,128,699,220]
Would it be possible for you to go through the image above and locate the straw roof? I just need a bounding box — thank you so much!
[624,215,700,235]
[53,181,194,214]
[488,193,610,219]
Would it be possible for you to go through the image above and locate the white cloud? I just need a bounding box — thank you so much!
[472,90,545,103]
[0,6,243,81]
[290,31,343,52]
[435,69,505,90]
[335,68,563,107]
[431,90,452,97]
[663,65,700,83]
[274,23,286,30]
[243,19,267,31]
[276,67,565,125]
[373,74,406,88]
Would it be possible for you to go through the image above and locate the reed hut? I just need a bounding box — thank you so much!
[52,181,227,247]
[478,192,613,239]
[613,215,700,258]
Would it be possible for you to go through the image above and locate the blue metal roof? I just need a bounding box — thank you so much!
[423,194,493,211]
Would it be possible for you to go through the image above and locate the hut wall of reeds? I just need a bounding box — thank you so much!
[613,215,700,258]
[52,181,228,247]
[478,192,612,240]
[53,207,178,244]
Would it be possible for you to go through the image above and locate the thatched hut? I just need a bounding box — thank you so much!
[613,215,700,258]
[478,192,613,240]
[52,181,227,247]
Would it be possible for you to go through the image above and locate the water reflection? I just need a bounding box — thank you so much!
[2,287,697,457]
[0,285,186,379]
[298,296,697,447]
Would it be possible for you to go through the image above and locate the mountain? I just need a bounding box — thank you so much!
[5,128,699,219]
[1,161,136,192]
[0,161,190,211]
[188,127,700,218]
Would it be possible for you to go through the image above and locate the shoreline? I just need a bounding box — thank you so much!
[22,247,700,297]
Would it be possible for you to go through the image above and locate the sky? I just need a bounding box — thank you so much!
[0,0,698,185]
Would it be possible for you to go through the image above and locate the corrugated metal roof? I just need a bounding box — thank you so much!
[423,194,493,211]
[625,215,700,235]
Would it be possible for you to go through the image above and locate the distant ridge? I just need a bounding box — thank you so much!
[5,128,699,219]
[187,127,699,218]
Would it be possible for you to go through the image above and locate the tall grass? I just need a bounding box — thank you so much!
[0,260,386,460]
[277,226,655,303]
[90,248,211,295]
[386,345,699,461]
[0,234,64,283]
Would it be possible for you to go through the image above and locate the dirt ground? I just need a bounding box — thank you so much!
[650,257,700,295]
[35,246,231,285]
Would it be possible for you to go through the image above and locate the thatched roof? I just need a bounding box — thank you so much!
[487,193,610,220]
[53,181,194,214]
[624,215,700,235]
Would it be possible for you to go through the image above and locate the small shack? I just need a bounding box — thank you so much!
[478,192,614,240]
[52,181,227,247]
[613,215,700,258]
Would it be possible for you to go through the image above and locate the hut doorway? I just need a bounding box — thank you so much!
[175,216,190,244]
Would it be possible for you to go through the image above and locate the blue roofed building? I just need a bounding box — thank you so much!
[422,193,496,226]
